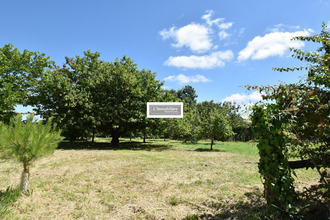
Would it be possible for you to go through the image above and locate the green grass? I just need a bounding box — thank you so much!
[0,138,322,219]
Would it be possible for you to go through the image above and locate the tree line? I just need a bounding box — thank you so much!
[0,46,252,148]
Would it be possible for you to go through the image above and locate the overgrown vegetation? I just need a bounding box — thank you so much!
[249,23,330,218]
[251,106,297,218]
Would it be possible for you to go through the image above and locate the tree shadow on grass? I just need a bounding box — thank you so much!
[57,140,172,152]
[119,141,172,151]
[0,187,21,217]
[213,192,267,219]
[194,148,226,152]
[183,188,267,220]
[184,185,329,220]
[294,185,330,220]
[177,141,227,152]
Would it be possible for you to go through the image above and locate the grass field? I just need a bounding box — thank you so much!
[0,138,320,219]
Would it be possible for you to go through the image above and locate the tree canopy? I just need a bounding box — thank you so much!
[32,51,164,146]
[177,85,198,109]
[0,44,52,122]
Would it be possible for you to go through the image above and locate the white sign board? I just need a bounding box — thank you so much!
[147,102,183,118]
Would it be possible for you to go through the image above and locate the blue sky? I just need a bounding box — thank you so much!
[1,0,329,113]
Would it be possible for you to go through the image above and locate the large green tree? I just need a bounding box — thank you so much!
[33,52,164,146]
[94,56,163,146]
[136,69,165,143]
[31,50,103,141]
[0,44,52,122]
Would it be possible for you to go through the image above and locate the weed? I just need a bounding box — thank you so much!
[167,195,181,206]
[184,214,199,220]
[194,180,203,185]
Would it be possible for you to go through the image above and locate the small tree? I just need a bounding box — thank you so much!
[0,114,63,194]
[196,101,234,150]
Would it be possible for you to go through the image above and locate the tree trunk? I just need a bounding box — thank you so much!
[210,138,214,150]
[264,178,273,211]
[143,128,146,143]
[92,128,95,143]
[111,135,119,147]
[20,164,30,194]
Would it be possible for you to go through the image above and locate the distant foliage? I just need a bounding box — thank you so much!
[224,102,253,142]
[161,98,250,145]
[176,85,198,110]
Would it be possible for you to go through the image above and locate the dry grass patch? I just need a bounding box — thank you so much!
[0,139,321,219]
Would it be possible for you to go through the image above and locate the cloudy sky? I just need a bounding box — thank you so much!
[1,0,329,112]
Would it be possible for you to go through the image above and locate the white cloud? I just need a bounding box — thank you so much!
[238,29,312,61]
[238,28,245,37]
[160,24,212,53]
[222,91,270,118]
[165,50,234,69]
[201,10,233,30]
[218,22,233,30]
[222,91,263,103]
[164,74,210,84]
[160,10,235,54]
[159,27,176,39]
[161,85,170,90]
[201,10,224,27]
[201,10,233,42]
[267,24,300,33]
[219,30,230,40]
